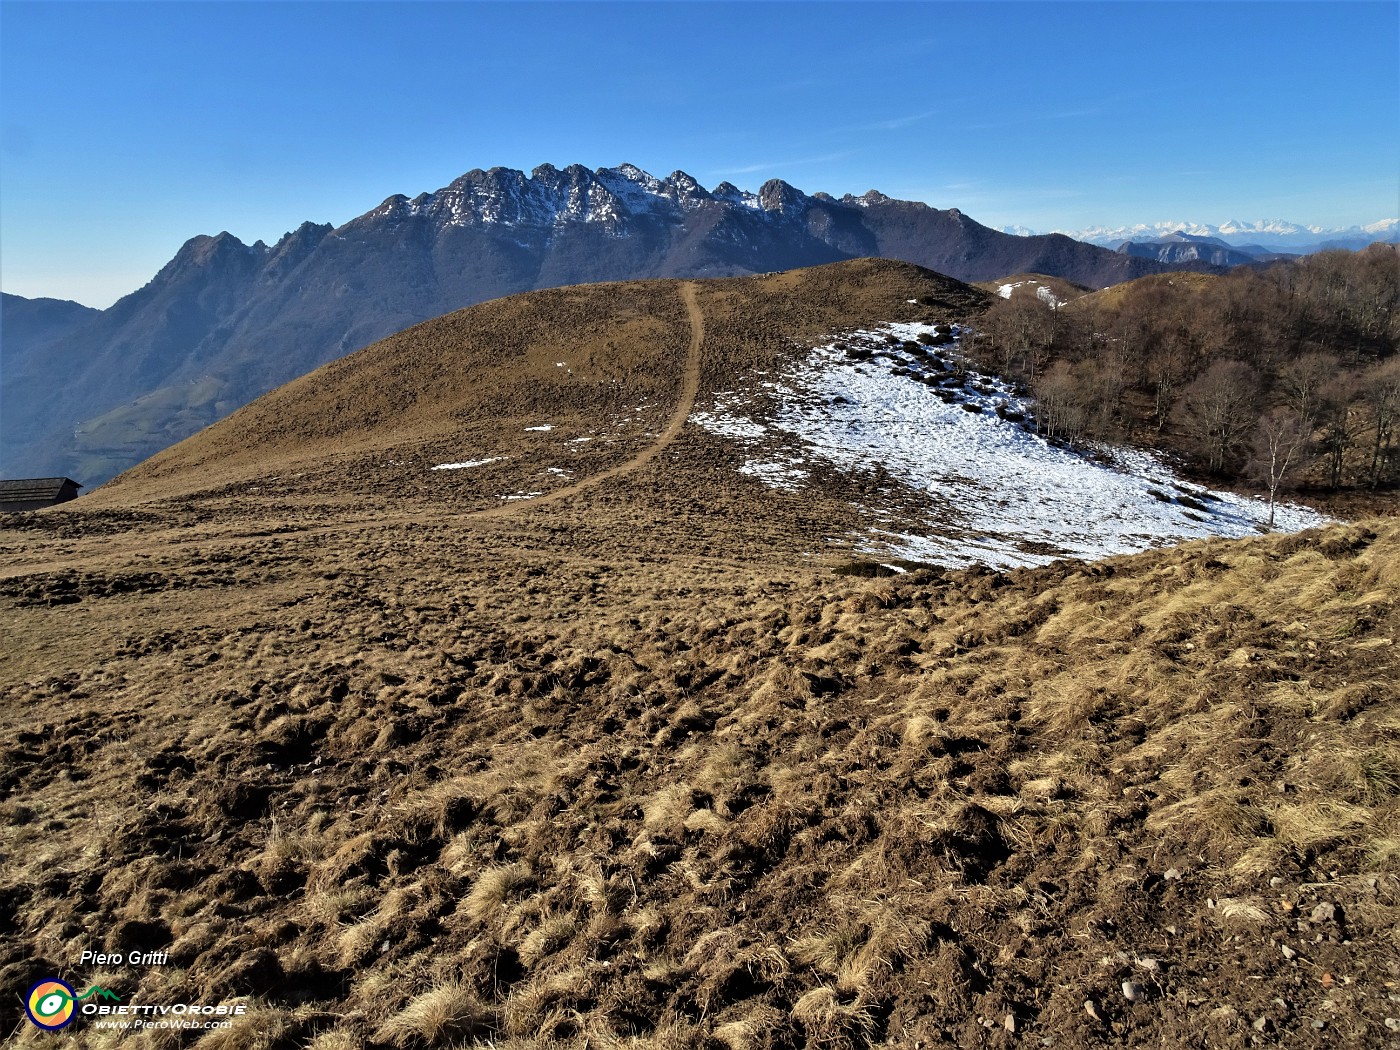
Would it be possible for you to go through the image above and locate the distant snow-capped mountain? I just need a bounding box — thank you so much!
[1004,218,1400,251]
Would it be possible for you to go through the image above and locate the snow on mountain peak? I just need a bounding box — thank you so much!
[1023,217,1398,250]
[612,162,652,183]
[713,181,762,210]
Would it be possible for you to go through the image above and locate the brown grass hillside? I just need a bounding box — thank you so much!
[1,261,1396,1049]
[1070,271,1222,313]
[91,260,986,516]
[972,274,1091,306]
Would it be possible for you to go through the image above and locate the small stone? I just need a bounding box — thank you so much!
[1165,867,1181,881]
[1252,1016,1270,1032]
[1084,1000,1101,1021]
[1269,876,1284,887]
[1311,1019,1326,1030]
[1281,945,1296,960]
[1165,925,1178,935]
[1384,1017,1400,1031]
[1122,981,1145,1002]
[1310,902,1336,923]
[1004,1013,1016,1033]
[1138,957,1161,974]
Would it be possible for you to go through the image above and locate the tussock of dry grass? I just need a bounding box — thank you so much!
[1,371,1396,1050]
[462,862,534,925]
[792,986,878,1046]
[372,981,494,1047]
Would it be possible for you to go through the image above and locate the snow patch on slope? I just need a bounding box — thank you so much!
[691,324,1328,569]
[431,457,503,471]
[996,280,1064,308]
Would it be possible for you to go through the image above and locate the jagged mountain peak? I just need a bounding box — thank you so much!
[597,162,657,186]
[263,222,333,278]
[667,169,703,191]
[170,230,258,268]
[6,160,1219,487]
[758,178,808,214]
[853,189,891,206]
[711,181,760,209]
[529,161,593,184]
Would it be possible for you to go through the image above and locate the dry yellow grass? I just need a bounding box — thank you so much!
[0,263,1395,1048]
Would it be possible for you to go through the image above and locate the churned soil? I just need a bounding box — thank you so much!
[0,261,1395,1049]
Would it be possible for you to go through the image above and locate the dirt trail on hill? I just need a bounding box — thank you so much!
[0,282,709,574]
[472,281,705,519]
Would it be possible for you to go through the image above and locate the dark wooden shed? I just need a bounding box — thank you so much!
[0,477,82,512]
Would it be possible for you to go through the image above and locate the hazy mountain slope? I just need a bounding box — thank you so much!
[1,233,276,485]
[0,292,98,357]
[4,164,1216,489]
[851,197,1172,289]
[0,294,101,469]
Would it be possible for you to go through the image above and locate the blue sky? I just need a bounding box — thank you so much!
[2,1,1396,307]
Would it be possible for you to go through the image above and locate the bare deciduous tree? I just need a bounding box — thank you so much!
[1361,357,1400,486]
[1317,374,1361,489]
[1176,360,1261,474]
[1248,408,1311,529]
[1033,360,1089,445]
[1276,352,1338,428]
[979,296,1056,378]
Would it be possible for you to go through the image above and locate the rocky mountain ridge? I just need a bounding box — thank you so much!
[1113,232,1277,268]
[3,163,1222,487]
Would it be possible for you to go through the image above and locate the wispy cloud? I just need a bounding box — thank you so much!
[711,151,855,177]
[839,100,976,135]
[964,106,1101,132]
[867,110,938,131]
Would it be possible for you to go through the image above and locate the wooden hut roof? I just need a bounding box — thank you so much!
[0,477,82,501]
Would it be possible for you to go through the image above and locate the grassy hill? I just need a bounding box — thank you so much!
[1,260,1394,1048]
[972,273,1092,308]
[1069,270,1222,313]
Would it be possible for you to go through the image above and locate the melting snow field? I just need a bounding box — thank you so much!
[691,322,1330,569]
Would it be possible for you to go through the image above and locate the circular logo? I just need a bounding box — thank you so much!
[26,978,77,1030]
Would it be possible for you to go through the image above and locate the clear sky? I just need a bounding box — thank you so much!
[2,0,1396,308]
